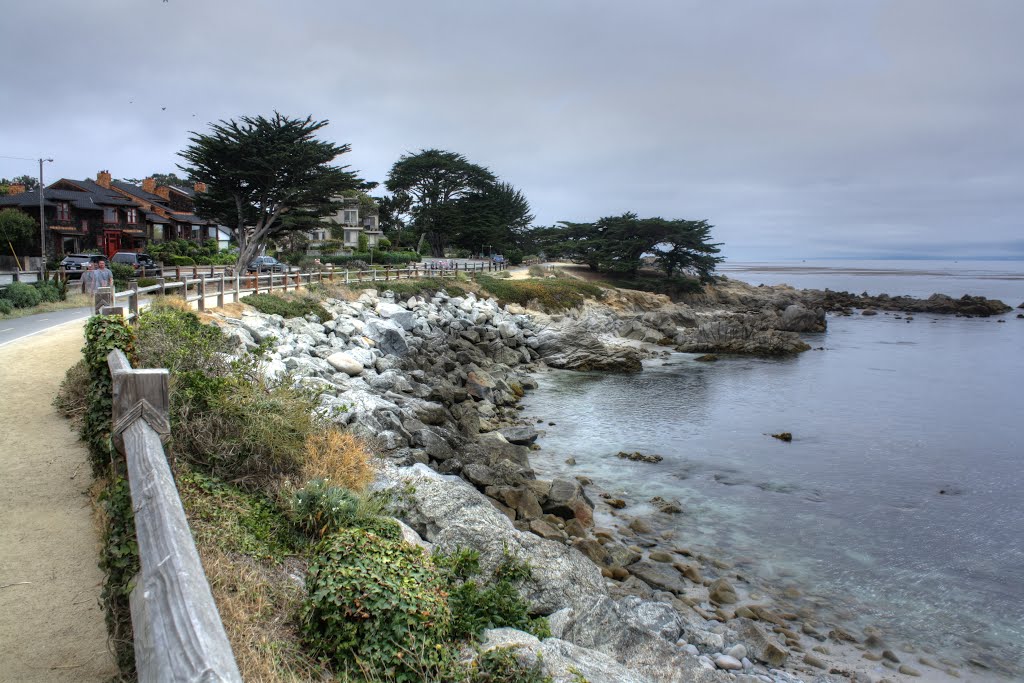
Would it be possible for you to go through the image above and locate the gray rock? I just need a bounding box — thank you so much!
[381,464,606,614]
[731,618,789,667]
[539,638,652,683]
[498,426,539,445]
[715,655,743,670]
[777,304,826,333]
[365,319,409,356]
[627,560,688,595]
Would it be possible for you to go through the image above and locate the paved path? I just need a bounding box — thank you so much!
[0,307,91,348]
[0,319,117,682]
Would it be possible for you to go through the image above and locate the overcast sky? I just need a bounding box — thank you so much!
[1,0,1021,260]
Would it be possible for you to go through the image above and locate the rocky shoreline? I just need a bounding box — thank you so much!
[208,278,1016,683]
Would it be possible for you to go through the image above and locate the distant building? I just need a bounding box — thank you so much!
[312,195,384,252]
[0,169,228,259]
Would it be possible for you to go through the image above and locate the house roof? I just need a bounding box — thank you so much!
[0,189,55,208]
[112,180,168,204]
[145,211,171,224]
[168,185,195,197]
[169,213,208,224]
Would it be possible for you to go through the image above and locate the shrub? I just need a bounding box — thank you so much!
[302,429,376,492]
[291,479,361,538]
[137,277,159,289]
[167,255,196,266]
[98,477,140,675]
[241,293,333,321]
[135,302,231,375]
[504,248,524,266]
[32,280,64,302]
[81,315,136,475]
[377,236,392,251]
[301,528,453,681]
[2,281,41,308]
[53,358,90,421]
[527,265,545,278]
[477,276,605,312]
[0,298,11,315]
[110,262,135,284]
[321,250,421,266]
[435,547,549,641]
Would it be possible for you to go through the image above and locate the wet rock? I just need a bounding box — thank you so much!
[530,519,566,542]
[899,664,922,676]
[626,560,689,594]
[777,304,826,333]
[731,618,789,667]
[708,577,738,604]
[861,309,878,316]
[771,432,793,442]
[882,650,900,663]
[543,478,595,526]
[803,653,826,669]
[694,354,719,362]
[628,518,654,535]
[648,550,673,563]
[498,425,539,445]
[651,496,683,514]
[616,451,665,463]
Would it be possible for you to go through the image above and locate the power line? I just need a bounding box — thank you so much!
[0,155,42,162]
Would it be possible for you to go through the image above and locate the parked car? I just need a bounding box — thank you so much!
[246,256,286,273]
[59,253,104,279]
[110,252,162,277]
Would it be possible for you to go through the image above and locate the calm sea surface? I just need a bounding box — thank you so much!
[520,260,1024,674]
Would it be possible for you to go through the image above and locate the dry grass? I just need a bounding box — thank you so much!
[199,545,328,682]
[301,429,377,492]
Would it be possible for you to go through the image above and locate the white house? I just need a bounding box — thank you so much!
[310,196,384,252]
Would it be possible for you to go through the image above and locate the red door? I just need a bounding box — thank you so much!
[103,230,121,258]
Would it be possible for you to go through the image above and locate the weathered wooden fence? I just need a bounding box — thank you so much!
[93,261,508,318]
[107,349,242,682]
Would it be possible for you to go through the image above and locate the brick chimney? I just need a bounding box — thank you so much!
[7,183,26,195]
[155,185,170,200]
[142,177,156,194]
[96,170,111,189]
[193,181,207,193]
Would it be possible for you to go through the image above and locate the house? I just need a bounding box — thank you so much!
[313,195,384,252]
[0,170,228,260]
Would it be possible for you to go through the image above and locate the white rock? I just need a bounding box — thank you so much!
[715,654,743,670]
[325,351,364,376]
[726,644,747,660]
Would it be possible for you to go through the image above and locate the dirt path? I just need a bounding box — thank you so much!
[0,321,117,682]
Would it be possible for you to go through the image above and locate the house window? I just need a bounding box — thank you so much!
[152,225,164,241]
[343,210,358,224]
[103,207,117,224]
[56,202,71,222]
[126,208,138,224]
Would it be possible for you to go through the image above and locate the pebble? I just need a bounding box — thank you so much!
[803,654,826,669]
[812,645,830,655]
[917,656,940,669]
[881,649,900,663]
[898,665,921,677]
[565,457,576,465]
[684,644,699,657]
[862,652,882,661]
[628,518,653,534]
[649,550,673,562]
[726,644,747,660]
[714,654,743,670]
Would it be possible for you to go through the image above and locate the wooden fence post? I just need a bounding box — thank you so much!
[217,274,225,308]
[94,286,114,314]
[198,277,206,312]
[157,276,166,296]
[128,279,139,320]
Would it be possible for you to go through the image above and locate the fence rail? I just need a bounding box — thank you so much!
[107,349,242,682]
[93,261,508,319]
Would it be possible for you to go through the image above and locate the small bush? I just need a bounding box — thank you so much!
[302,429,376,492]
[0,298,11,315]
[241,293,333,321]
[435,547,549,641]
[137,277,159,289]
[167,255,196,266]
[301,528,453,681]
[2,281,42,308]
[110,262,135,284]
[527,265,545,278]
[32,280,64,302]
[477,276,605,312]
[291,479,361,539]
[81,315,136,475]
[53,358,90,422]
[135,302,231,375]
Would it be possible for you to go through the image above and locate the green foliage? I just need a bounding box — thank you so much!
[302,528,453,682]
[167,254,196,266]
[178,468,305,560]
[539,213,723,281]
[82,315,136,476]
[240,293,333,321]
[0,298,12,315]
[598,274,704,300]
[477,275,605,312]
[109,262,136,284]
[321,250,421,266]
[377,236,392,251]
[135,301,232,375]
[148,238,235,265]
[0,207,36,251]
[291,479,361,538]
[435,547,549,641]
[357,232,369,252]
[1,281,42,308]
[385,149,499,257]
[97,476,139,675]
[504,247,525,266]
[179,112,365,270]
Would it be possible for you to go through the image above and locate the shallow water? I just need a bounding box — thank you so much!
[520,262,1024,675]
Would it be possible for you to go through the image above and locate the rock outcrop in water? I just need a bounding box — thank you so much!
[801,289,1012,317]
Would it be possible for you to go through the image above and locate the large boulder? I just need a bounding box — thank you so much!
[379,464,606,615]
[730,618,789,667]
[365,319,409,356]
[777,304,826,332]
[676,319,810,356]
[550,595,729,683]
[533,323,643,372]
[542,478,595,527]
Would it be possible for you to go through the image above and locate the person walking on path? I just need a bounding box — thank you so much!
[80,262,97,295]
[93,259,114,292]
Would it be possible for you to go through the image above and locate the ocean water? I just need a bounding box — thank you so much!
[520,260,1024,675]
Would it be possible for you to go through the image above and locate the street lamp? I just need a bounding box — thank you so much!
[38,157,52,273]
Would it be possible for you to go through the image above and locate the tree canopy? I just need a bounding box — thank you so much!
[536,213,723,281]
[0,176,39,194]
[384,149,532,257]
[178,112,364,268]
[0,208,37,256]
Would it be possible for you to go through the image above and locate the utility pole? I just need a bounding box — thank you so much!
[38,157,52,274]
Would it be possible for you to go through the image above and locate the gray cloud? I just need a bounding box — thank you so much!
[2,0,1022,259]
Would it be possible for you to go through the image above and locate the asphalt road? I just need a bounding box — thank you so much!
[0,307,92,348]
